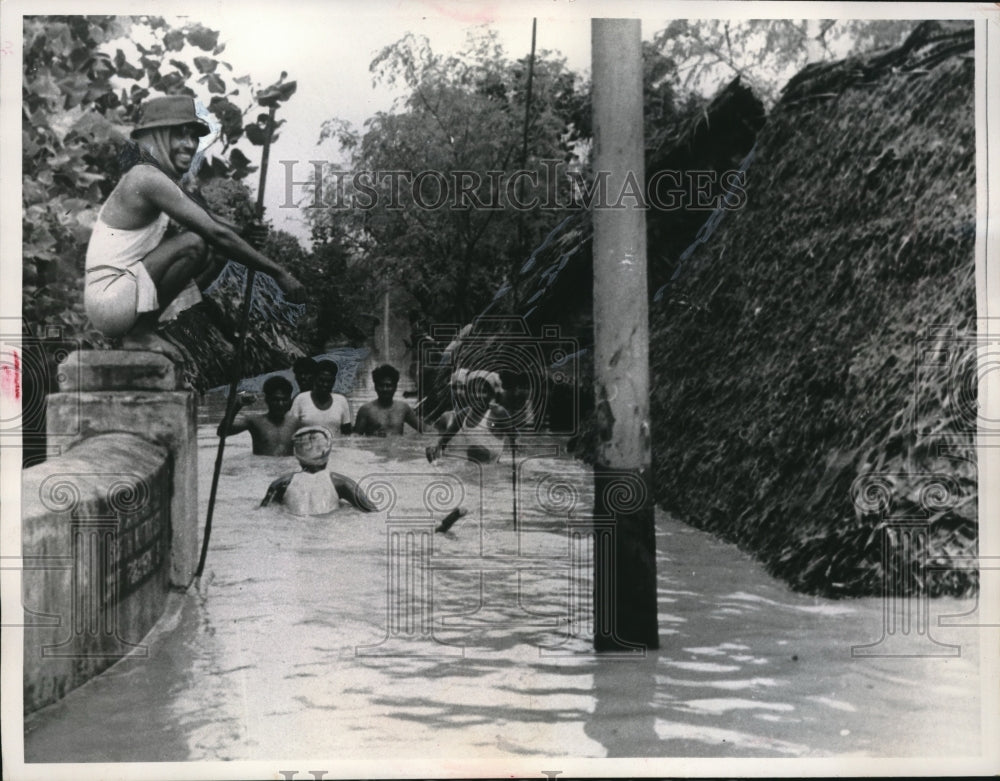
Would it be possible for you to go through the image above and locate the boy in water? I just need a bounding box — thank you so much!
[289,359,352,435]
[84,96,305,354]
[354,364,421,436]
[217,375,297,456]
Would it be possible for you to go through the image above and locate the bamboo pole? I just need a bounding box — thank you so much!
[196,104,277,579]
[590,18,659,651]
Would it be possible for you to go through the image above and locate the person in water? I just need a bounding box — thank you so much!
[353,363,421,436]
[260,426,376,516]
[289,359,352,435]
[217,375,297,456]
[426,374,515,464]
[262,425,466,529]
[84,95,305,354]
[292,356,317,397]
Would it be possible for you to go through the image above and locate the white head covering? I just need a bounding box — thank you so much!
[286,426,339,515]
[467,369,502,394]
[292,425,333,469]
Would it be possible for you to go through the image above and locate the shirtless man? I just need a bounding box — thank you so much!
[354,364,421,436]
[84,95,305,354]
[289,359,352,435]
[217,375,297,455]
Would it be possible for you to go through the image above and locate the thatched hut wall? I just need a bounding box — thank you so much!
[649,21,977,596]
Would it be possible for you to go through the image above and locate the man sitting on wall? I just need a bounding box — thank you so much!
[354,364,422,436]
[84,95,305,355]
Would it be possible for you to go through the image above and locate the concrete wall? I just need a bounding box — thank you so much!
[21,350,199,714]
[22,434,172,713]
[46,350,199,587]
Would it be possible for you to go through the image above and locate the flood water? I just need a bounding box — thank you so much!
[23,427,983,762]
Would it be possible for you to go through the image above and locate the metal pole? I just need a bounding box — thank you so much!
[591,19,658,651]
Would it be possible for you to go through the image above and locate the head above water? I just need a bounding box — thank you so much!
[262,375,293,417]
[313,360,339,394]
[293,357,318,393]
[465,375,496,409]
[293,425,333,470]
[372,364,400,403]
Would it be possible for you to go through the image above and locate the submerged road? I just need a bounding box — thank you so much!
[23,429,982,762]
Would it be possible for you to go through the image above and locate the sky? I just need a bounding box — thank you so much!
[174,3,597,243]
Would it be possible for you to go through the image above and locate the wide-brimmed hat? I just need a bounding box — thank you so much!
[131,96,210,138]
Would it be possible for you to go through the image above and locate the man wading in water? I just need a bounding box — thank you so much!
[354,364,422,436]
[84,96,305,354]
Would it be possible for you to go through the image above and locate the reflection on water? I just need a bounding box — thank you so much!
[24,429,981,761]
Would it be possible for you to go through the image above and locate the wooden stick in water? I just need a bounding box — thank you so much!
[435,506,468,533]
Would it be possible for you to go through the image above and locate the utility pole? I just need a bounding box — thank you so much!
[590,18,659,651]
[383,289,391,365]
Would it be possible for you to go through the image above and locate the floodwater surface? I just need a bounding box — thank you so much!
[23,429,983,762]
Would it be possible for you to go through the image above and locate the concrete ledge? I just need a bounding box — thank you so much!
[57,350,183,392]
[22,434,172,714]
[47,390,199,587]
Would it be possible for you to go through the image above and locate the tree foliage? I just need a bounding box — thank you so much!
[21,15,281,344]
[652,19,919,107]
[310,31,590,325]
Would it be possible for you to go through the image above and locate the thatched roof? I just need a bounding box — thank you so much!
[492,76,765,335]
[649,20,976,596]
[159,262,307,392]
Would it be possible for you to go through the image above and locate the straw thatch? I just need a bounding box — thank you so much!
[649,20,977,596]
[158,262,308,392]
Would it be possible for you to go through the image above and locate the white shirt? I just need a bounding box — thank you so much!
[290,392,352,435]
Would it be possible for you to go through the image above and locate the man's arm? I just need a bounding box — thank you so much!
[330,473,376,512]
[402,403,422,433]
[217,413,251,438]
[426,409,463,462]
[260,473,294,507]
[132,166,304,301]
[339,395,353,436]
[216,394,253,437]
